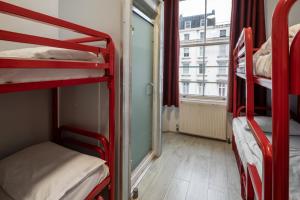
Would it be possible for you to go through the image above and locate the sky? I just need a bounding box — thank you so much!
[179,0,232,24]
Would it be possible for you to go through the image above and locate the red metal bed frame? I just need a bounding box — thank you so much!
[0,1,115,200]
[232,0,300,200]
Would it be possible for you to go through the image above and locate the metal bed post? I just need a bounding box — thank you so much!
[272,1,297,199]
[108,39,115,200]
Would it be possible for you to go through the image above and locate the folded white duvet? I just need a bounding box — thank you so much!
[0,142,106,200]
[0,47,104,63]
[253,24,300,78]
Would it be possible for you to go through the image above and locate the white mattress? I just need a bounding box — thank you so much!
[0,47,105,84]
[233,117,300,199]
[0,142,109,200]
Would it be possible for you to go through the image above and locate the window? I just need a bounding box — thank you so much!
[199,63,205,74]
[220,29,226,37]
[200,19,205,27]
[218,67,227,75]
[185,21,191,29]
[200,32,204,40]
[179,0,231,98]
[198,83,205,95]
[184,34,190,40]
[219,45,227,57]
[183,48,189,57]
[198,46,204,57]
[182,82,190,94]
[182,64,190,74]
[218,83,226,97]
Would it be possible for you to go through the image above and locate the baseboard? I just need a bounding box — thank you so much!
[131,151,155,191]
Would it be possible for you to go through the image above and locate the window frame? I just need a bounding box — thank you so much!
[179,1,230,100]
[185,21,192,29]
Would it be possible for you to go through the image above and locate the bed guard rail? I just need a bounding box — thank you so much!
[0,1,114,75]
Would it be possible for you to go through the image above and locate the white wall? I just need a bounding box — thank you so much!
[0,0,59,159]
[264,0,300,37]
[58,1,123,199]
[0,0,59,50]
[58,0,121,134]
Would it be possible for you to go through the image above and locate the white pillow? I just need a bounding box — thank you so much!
[0,142,106,200]
[255,23,300,56]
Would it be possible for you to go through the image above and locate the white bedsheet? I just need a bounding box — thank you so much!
[233,117,300,199]
[252,24,300,78]
[0,47,105,84]
[0,142,109,200]
[0,47,104,62]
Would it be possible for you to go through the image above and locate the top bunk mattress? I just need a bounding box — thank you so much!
[245,24,300,78]
[0,47,106,84]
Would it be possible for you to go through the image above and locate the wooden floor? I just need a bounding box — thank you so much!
[136,132,242,200]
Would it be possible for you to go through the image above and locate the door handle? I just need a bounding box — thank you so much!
[146,82,154,96]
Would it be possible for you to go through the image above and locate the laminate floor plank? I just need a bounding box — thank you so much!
[137,132,241,200]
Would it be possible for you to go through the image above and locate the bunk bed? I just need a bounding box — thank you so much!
[0,1,115,200]
[232,0,300,200]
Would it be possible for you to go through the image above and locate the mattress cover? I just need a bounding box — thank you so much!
[0,47,106,84]
[233,117,300,199]
[251,24,300,78]
[0,142,108,200]
[0,47,104,62]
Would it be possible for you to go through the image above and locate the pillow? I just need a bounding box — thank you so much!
[255,23,300,56]
[0,142,106,200]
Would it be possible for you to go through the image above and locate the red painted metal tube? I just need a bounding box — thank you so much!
[0,30,101,54]
[0,58,109,69]
[272,1,297,199]
[60,125,109,161]
[248,164,262,200]
[62,137,106,161]
[0,1,111,40]
[0,77,110,94]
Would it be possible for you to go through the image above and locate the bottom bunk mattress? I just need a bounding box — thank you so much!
[0,142,109,200]
[232,116,300,199]
[0,47,106,84]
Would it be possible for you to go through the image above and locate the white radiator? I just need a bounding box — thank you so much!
[179,99,227,140]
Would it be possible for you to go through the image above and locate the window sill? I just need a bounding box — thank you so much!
[180,96,227,106]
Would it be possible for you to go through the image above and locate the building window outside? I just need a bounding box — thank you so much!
[179,0,231,98]
[200,19,205,27]
[183,64,190,74]
[218,67,227,75]
[198,83,205,95]
[199,46,204,57]
[185,21,191,29]
[218,83,226,96]
[219,45,227,57]
[200,32,204,40]
[220,29,226,37]
[184,33,190,40]
[199,63,205,74]
[182,82,190,94]
[183,48,190,57]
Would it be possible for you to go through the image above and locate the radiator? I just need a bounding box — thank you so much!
[179,99,227,140]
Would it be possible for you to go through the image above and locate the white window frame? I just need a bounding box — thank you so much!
[183,48,189,57]
[184,33,190,40]
[220,29,227,37]
[185,21,191,29]
[218,83,226,97]
[200,19,205,27]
